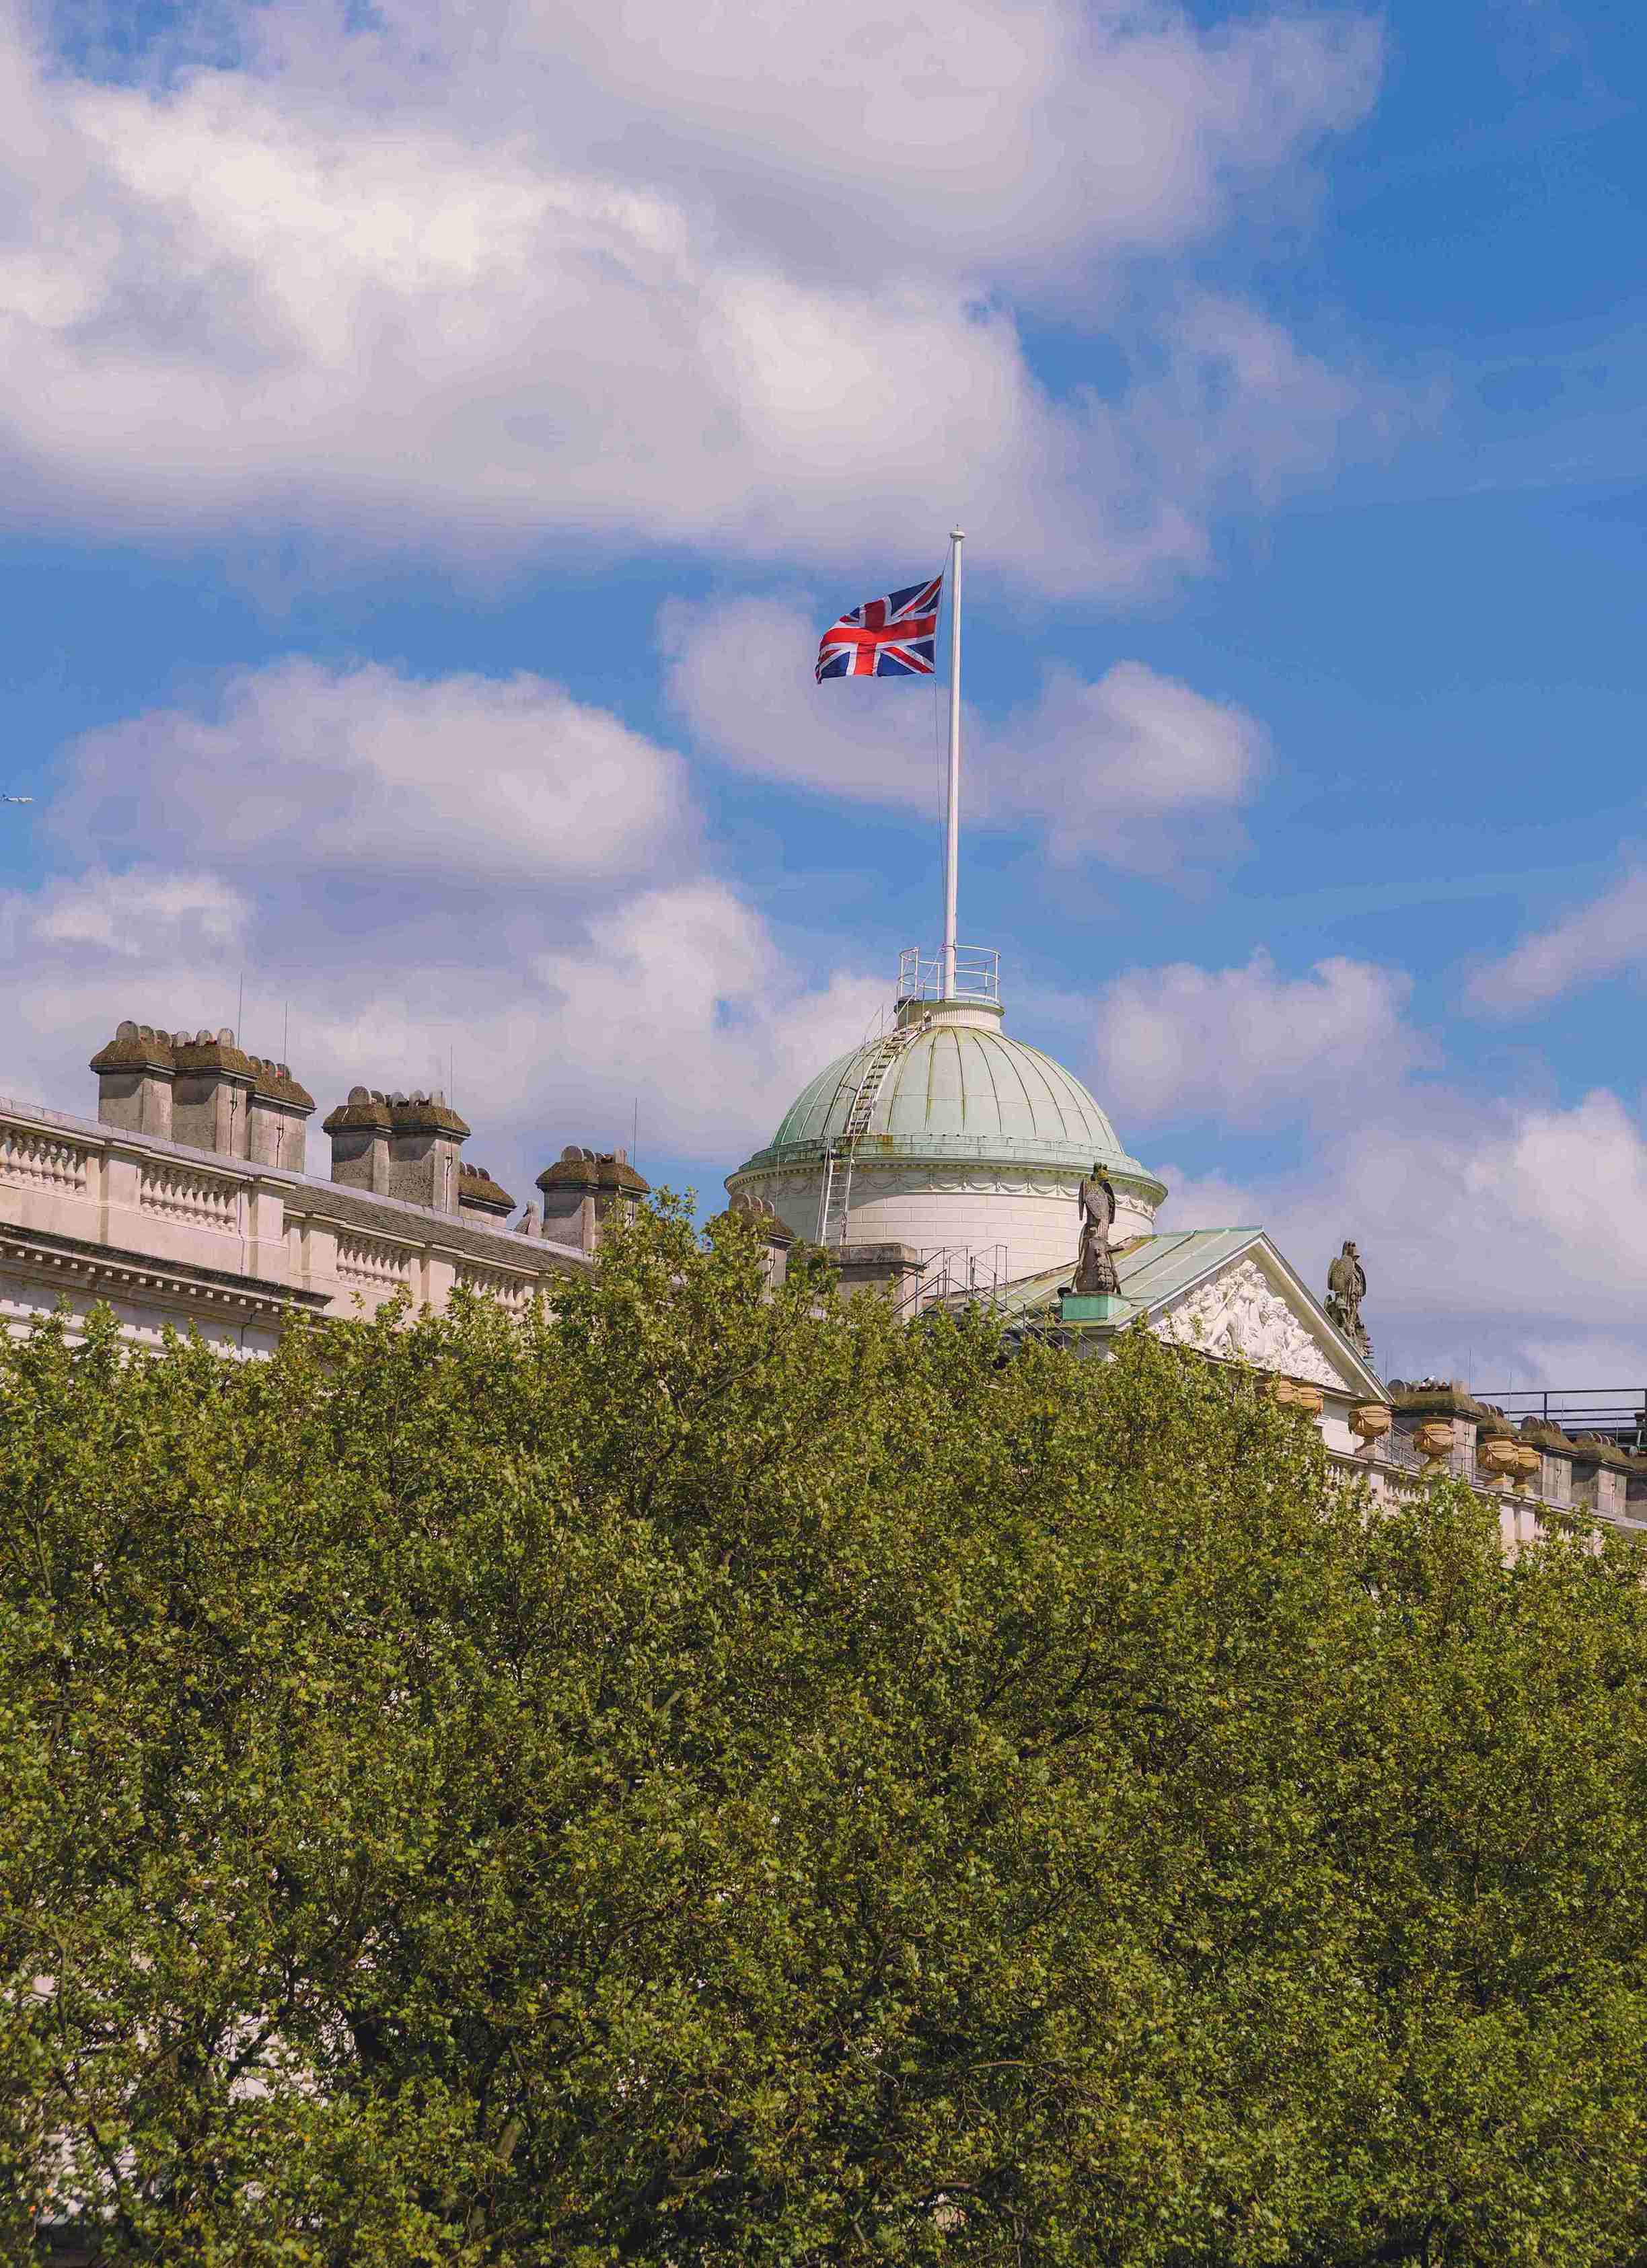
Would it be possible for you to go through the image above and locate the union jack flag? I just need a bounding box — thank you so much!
[815,574,943,680]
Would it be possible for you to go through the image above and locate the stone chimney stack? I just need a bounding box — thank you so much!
[246,1058,315,1172]
[171,1028,255,1156]
[387,1092,470,1211]
[90,1022,316,1166]
[535,1146,650,1255]
[91,1023,176,1139]
[323,1089,472,1209]
[322,1090,396,1195]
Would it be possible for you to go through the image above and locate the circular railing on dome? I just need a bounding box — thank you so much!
[896,944,1000,1005]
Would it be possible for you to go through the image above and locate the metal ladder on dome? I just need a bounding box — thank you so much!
[815,1015,930,1248]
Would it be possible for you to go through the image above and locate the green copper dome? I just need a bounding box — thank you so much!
[733,999,1164,1193]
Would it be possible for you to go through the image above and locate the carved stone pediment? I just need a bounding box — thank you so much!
[1150,1253,1354,1391]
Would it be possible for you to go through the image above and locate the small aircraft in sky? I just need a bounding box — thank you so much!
[1,794,33,804]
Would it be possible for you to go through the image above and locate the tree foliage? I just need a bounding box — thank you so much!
[5,1203,1647,2264]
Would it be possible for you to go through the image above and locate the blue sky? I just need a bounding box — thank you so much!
[5,0,1647,1384]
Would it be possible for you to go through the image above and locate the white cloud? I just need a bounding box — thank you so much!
[527,882,889,1155]
[2,659,889,1199]
[1152,1162,1263,1233]
[355,0,1381,288]
[0,868,258,1110]
[1122,292,1377,509]
[1076,938,1647,1378]
[1089,950,1417,1127]
[1,859,887,1193]
[28,868,250,956]
[48,660,694,891]
[1009,660,1266,874]
[1083,937,1647,1377]
[1466,867,1647,1015]
[0,0,1384,584]
[663,597,1264,873]
[1227,1086,1647,1385]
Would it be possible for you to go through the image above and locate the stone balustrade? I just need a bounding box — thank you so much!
[139,1159,241,1234]
[1,1125,91,1197]
[452,1260,536,1308]
[334,1230,418,1291]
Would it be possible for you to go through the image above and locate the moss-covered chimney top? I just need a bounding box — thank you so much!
[536,1145,650,1197]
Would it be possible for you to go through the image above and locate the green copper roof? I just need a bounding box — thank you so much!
[733,1012,1164,1190]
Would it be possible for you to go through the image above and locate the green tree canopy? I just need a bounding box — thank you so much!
[5,1204,1647,2265]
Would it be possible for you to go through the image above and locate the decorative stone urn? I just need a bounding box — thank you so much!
[1350,1402,1391,1444]
[1414,1419,1455,1466]
[1510,1443,1541,1488]
[1270,1377,1324,1419]
[1477,1436,1521,1490]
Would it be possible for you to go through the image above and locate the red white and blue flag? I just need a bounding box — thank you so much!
[815,574,942,681]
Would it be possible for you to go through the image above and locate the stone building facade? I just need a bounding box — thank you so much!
[0,1020,652,1354]
[6,987,1645,1560]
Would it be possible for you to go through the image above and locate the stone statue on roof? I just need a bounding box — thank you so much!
[1073,1166,1121,1297]
[1326,1240,1371,1358]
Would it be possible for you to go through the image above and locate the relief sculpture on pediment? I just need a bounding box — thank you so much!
[1151,1256,1344,1390]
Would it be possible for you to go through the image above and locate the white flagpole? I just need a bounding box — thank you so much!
[941,526,963,999]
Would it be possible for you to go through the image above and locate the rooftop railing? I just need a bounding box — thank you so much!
[1475,1387,1647,1451]
[897,945,1001,1005]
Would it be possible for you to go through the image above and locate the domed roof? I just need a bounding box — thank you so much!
[735,999,1164,1193]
